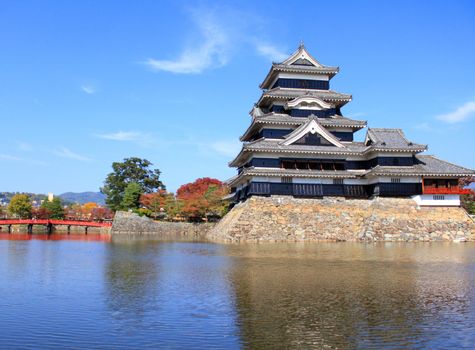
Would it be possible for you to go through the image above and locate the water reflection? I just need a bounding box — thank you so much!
[0,237,474,349]
[104,241,162,323]
[0,232,111,242]
[103,241,242,348]
[225,243,475,349]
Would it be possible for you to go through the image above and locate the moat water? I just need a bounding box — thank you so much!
[1,234,475,349]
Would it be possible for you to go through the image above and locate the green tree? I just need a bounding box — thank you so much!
[101,157,165,211]
[121,182,143,210]
[7,194,32,219]
[460,176,475,215]
[41,197,65,219]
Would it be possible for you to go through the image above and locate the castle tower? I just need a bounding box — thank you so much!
[228,44,474,206]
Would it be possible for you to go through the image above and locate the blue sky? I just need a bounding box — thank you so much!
[1,0,474,194]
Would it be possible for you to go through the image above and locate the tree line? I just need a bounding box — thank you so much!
[3,194,113,221]
[2,158,473,221]
[100,157,229,221]
[1,157,230,222]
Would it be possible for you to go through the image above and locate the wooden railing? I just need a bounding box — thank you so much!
[423,187,472,195]
[0,219,112,227]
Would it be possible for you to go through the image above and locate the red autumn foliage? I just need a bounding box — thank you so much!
[64,203,114,221]
[32,207,51,220]
[140,190,169,210]
[176,177,229,219]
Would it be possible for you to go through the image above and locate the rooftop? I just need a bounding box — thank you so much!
[228,155,475,186]
[365,128,427,151]
[260,44,340,89]
[258,87,352,107]
[239,113,367,141]
[230,127,428,167]
[368,155,475,177]
[228,167,359,187]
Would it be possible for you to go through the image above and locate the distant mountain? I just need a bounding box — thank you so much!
[59,192,106,205]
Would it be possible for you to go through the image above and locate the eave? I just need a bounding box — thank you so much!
[259,64,339,89]
[257,88,352,108]
[228,167,360,187]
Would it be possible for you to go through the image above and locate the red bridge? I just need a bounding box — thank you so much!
[0,219,112,234]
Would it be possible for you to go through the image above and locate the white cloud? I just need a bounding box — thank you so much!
[95,130,155,147]
[436,101,475,123]
[0,154,22,161]
[210,140,241,157]
[143,6,288,74]
[255,43,288,62]
[53,147,91,162]
[96,131,145,141]
[81,84,96,94]
[143,9,230,74]
[0,153,48,165]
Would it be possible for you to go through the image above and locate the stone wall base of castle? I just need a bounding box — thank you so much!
[208,196,475,242]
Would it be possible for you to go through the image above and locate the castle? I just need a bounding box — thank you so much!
[228,44,474,207]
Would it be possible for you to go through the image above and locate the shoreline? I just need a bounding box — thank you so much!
[3,197,474,243]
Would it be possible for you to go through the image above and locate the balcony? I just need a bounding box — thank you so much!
[423,186,472,195]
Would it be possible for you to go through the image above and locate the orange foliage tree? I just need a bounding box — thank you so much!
[64,202,114,221]
[140,189,175,219]
[176,178,229,220]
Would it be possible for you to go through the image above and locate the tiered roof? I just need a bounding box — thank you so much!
[364,128,427,152]
[257,87,352,108]
[231,124,427,167]
[229,43,475,186]
[260,44,339,89]
[240,113,367,141]
[229,155,474,187]
[368,155,475,177]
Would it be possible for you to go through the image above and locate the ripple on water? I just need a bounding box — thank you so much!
[0,239,474,349]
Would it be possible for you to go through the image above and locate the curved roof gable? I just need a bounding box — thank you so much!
[259,44,339,89]
[281,43,324,67]
[286,95,333,110]
[280,117,344,147]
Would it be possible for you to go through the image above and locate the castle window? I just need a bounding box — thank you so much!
[391,178,401,183]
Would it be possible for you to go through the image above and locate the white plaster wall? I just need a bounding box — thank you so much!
[344,178,370,185]
[369,152,414,158]
[251,176,281,183]
[249,153,348,160]
[345,153,413,161]
[366,176,422,184]
[277,72,330,81]
[256,125,296,132]
[412,195,460,207]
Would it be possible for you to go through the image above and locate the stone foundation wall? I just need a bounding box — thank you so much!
[111,211,214,239]
[208,196,475,242]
